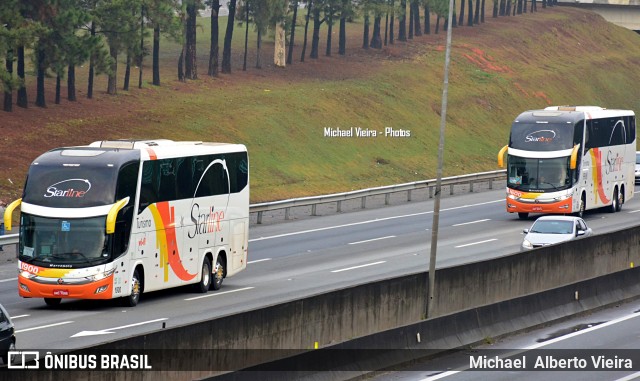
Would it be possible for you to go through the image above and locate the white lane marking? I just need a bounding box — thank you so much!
[16,321,74,334]
[331,261,386,273]
[455,238,497,248]
[419,311,640,380]
[10,314,29,320]
[184,286,255,301]
[248,258,271,264]
[0,277,17,283]
[452,219,490,227]
[627,209,640,214]
[348,236,396,245]
[615,371,640,381]
[71,318,168,338]
[250,199,503,242]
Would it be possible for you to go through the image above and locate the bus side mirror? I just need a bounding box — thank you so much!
[106,197,130,234]
[3,198,22,231]
[570,144,580,170]
[498,145,508,168]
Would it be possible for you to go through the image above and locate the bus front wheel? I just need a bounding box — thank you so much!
[123,269,142,307]
[44,298,61,307]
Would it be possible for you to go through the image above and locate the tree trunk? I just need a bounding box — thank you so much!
[88,22,95,98]
[4,49,13,112]
[482,0,486,20]
[209,4,221,76]
[384,13,388,46]
[67,64,76,101]
[398,0,407,41]
[138,4,144,89]
[36,46,46,108]
[408,2,414,39]
[362,14,370,49]
[243,4,248,71]
[459,0,465,26]
[413,1,422,36]
[474,0,481,23]
[390,9,395,42]
[275,19,286,67]
[107,44,118,94]
[55,74,61,105]
[435,16,440,34]
[468,0,474,25]
[256,30,262,69]
[310,8,321,58]
[325,8,333,56]
[124,54,131,91]
[153,24,161,85]
[222,0,237,73]
[370,16,382,49]
[287,2,298,64]
[339,14,346,54]
[493,0,499,17]
[424,4,431,34]
[178,49,185,81]
[185,2,197,79]
[301,0,312,62]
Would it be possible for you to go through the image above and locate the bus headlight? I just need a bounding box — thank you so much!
[19,271,37,279]
[522,240,533,249]
[89,268,116,282]
[553,194,572,202]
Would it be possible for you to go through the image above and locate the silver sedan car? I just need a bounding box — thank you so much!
[521,215,592,250]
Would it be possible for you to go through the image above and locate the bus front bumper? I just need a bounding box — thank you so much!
[506,197,573,214]
[18,274,114,300]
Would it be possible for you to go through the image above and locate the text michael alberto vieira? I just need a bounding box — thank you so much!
[469,354,633,370]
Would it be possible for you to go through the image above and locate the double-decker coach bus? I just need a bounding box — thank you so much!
[498,106,635,219]
[3,140,249,306]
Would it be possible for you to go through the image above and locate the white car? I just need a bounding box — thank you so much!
[635,152,640,184]
[521,215,592,251]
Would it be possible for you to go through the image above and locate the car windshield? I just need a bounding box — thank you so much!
[530,220,574,234]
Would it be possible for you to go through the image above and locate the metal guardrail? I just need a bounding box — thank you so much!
[0,170,507,244]
[251,169,506,223]
[0,233,18,249]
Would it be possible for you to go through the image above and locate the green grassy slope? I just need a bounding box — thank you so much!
[2,7,640,203]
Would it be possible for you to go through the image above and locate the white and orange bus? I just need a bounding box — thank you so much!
[4,140,249,306]
[498,106,636,219]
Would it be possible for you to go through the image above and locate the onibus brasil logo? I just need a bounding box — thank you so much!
[44,179,92,198]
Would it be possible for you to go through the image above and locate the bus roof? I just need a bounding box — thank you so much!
[515,106,635,124]
[85,139,247,160]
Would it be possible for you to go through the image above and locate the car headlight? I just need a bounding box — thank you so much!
[19,271,37,279]
[522,240,533,249]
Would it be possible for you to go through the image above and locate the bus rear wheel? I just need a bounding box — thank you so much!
[196,257,212,293]
[212,257,224,291]
[44,298,61,307]
[517,212,529,220]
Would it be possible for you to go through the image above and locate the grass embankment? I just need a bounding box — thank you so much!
[1,7,640,202]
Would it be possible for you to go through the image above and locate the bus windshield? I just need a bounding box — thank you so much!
[18,214,110,267]
[507,155,572,192]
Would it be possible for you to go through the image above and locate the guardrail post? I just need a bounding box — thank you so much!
[385,194,390,205]
[337,201,342,213]
[257,211,263,224]
[429,186,433,198]
[449,184,454,195]
[489,179,493,190]
[285,208,291,220]
[407,190,412,202]
[469,182,474,192]
[361,197,366,209]
[312,204,317,216]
